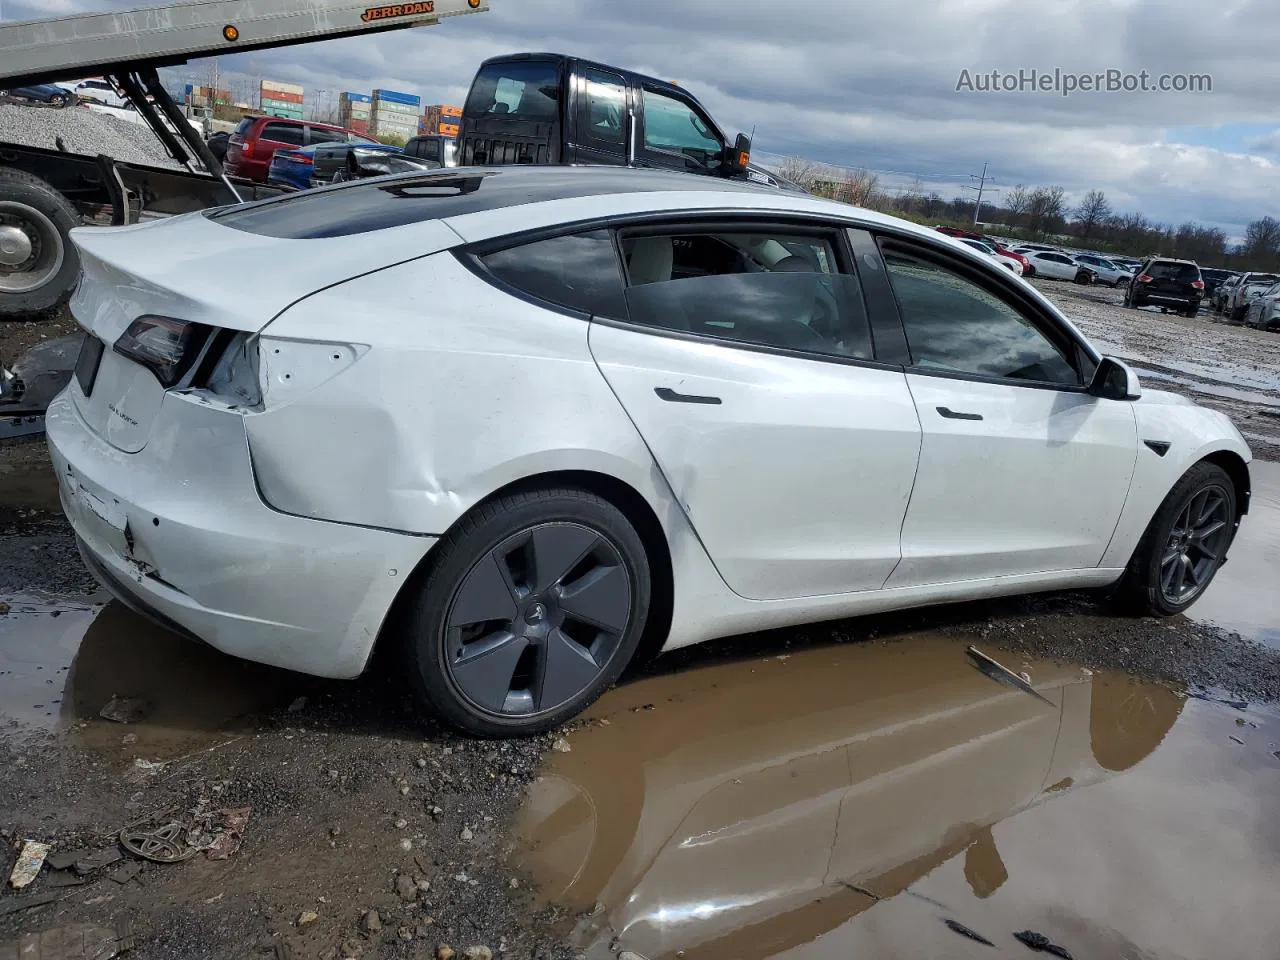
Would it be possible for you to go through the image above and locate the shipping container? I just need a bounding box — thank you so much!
[262,80,304,96]
[373,100,419,116]
[372,88,420,106]
[341,91,373,104]
[348,118,369,135]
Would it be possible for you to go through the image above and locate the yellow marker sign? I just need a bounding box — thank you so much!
[361,1,435,23]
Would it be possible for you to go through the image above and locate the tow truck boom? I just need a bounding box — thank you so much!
[0,0,489,321]
[0,0,489,89]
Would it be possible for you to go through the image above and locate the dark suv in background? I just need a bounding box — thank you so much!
[1125,258,1204,317]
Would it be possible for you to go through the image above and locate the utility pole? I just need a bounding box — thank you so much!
[964,162,997,227]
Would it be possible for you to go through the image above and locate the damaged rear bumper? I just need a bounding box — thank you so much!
[45,390,436,679]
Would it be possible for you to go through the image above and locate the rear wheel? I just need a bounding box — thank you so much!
[403,488,651,737]
[0,168,82,319]
[1117,462,1237,616]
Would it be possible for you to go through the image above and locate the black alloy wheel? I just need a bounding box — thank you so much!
[403,488,651,737]
[1119,462,1237,616]
[1157,485,1232,606]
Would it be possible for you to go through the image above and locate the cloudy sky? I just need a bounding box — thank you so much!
[4,0,1277,239]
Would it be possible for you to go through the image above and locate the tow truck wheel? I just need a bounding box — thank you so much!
[0,168,82,320]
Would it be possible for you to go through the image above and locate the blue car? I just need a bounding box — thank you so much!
[267,141,401,191]
[0,83,74,107]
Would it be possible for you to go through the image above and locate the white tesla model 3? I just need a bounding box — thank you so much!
[47,167,1251,736]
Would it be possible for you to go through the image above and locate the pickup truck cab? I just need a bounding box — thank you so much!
[460,53,798,190]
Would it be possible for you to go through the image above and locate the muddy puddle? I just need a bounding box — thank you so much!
[0,596,302,755]
[518,637,1280,960]
[1188,459,1280,649]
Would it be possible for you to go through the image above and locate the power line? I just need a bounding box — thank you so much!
[964,161,998,226]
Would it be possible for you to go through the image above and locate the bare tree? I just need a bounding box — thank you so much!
[1072,190,1111,242]
[776,156,822,194]
[1004,184,1031,228]
[1243,216,1280,261]
[1026,186,1066,237]
[836,167,879,207]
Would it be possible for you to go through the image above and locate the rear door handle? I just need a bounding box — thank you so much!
[936,406,983,421]
[655,387,721,405]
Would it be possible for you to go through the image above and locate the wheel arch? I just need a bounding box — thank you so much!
[374,468,675,672]
[1202,449,1251,519]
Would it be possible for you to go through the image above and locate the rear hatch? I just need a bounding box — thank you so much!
[459,56,562,166]
[1145,262,1200,296]
[66,203,463,452]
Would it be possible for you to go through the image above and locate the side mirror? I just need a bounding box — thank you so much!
[1088,356,1141,401]
[722,132,751,177]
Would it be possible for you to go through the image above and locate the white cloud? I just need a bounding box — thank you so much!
[3,0,1278,234]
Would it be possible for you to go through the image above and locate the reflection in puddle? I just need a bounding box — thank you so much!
[518,638,1280,960]
[0,597,302,755]
[1189,459,1280,649]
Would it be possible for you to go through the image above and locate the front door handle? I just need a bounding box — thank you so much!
[655,387,722,405]
[937,406,983,421]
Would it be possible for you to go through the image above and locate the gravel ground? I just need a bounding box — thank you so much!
[0,101,180,169]
[1033,278,1280,460]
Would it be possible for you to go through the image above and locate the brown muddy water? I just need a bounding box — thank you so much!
[518,638,1280,960]
[0,595,302,754]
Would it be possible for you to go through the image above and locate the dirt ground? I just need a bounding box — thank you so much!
[2,280,1280,960]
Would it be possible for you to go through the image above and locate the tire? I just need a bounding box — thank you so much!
[51,94,69,108]
[402,487,652,737]
[1116,462,1237,617]
[0,167,82,319]
[1184,305,1199,319]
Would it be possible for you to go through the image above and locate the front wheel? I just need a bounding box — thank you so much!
[1117,462,1237,616]
[402,488,651,737]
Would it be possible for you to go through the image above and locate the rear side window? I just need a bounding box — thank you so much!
[1147,262,1201,281]
[260,123,304,146]
[465,60,560,121]
[619,231,872,360]
[479,230,625,318]
[416,139,441,162]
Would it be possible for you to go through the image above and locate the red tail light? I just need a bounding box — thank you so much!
[291,154,314,165]
[1136,273,1153,283]
[240,139,254,159]
[1191,280,1205,290]
[114,315,212,387]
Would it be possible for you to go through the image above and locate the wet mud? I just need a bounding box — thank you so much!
[519,637,1280,960]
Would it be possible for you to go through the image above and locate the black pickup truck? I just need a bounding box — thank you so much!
[459,53,802,191]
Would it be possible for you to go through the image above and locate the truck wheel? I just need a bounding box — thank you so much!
[0,168,81,320]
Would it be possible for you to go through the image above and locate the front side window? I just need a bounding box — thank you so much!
[465,61,559,121]
[881,244,1078,386]
[582,69,626,144]
[641,90,723,168]
[480,230,625,318]
[620,230,872,360]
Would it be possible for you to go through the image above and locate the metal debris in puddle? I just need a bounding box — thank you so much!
[1014,929,1074,959]
[943,917,996,947]
[966,646,1055,706]
[8,840,51,889]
